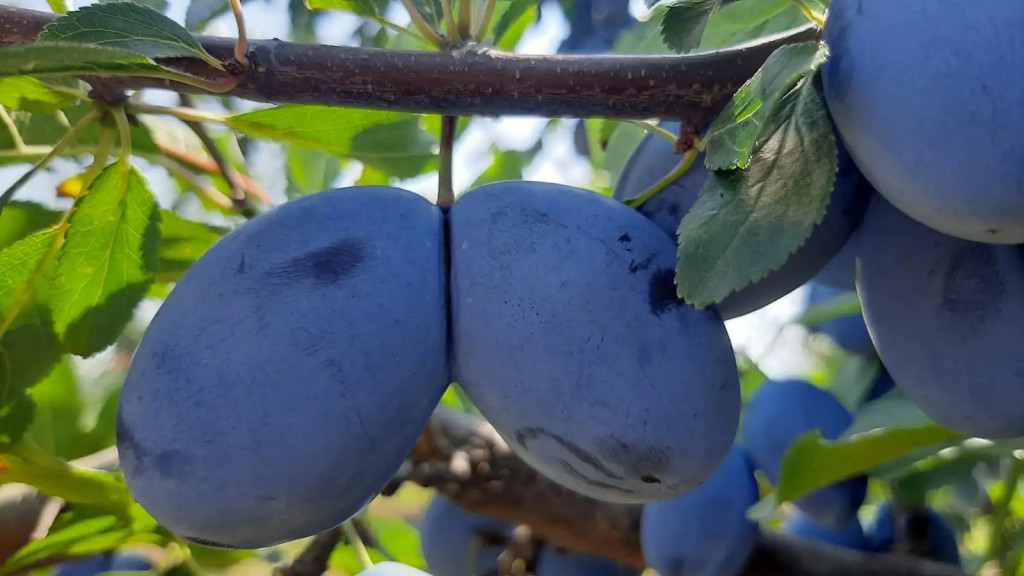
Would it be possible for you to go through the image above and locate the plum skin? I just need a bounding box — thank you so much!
[613,122,873,319]
[419,497,513,576]
[450,181,740,504]
[534,548,637,576]
[785,511,867,551]
[822,0,1024,244]
[854,196,1024,439]
[866,503,961,566]
[741,380,867,527]
[803,282,875,356]
[639,446,761,576]
[117,187,450,549]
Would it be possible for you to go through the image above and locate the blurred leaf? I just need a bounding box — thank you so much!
[304,0,378,14]
[0,390,35,449]
[0,229,63,404]
[0,509,135,575]
[675,78,836,308]
[659,0,726,53]
[472,148,526,187]
[39,2,223,69]
[329,545,390,574]
[49,162,161,357]
[798,290,862,327]
[893,438,1024,500]
[185,0,251,30]
[156,209,226,283]
[227,106,437,178]
[286,146,342,198]
[703,41,827,171]
[493,0,534,44]
[47,0,69,14]
[365,516,427,569]
[1,104,161,164]
[846,393,938,437]
[0,202,62,250]
[494,3,536,50]
[602,122,647,187]
[736,351,768,403]
[25,356,82,459]
[0,77,78,113]
[0,43,165,79]
[775,425,964,504]
[408,0,444,28]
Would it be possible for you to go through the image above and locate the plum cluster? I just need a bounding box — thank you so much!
[116,182,741,550]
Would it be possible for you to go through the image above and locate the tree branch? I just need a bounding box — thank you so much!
[0,5,819,131]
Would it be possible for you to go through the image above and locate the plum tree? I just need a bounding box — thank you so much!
[449,181,740,503]
[613,122,874,319]
[56,554,152,575]
[785,511,867,551]
[116,187,450,549]
[822,0,1024,244]
[866,503,961,566]
[639,446,760,576]
[419,497,513,576]
[855,196,1024,438]
[533,548,637,576]
[803,282,875,356]
[741,380,867,527]
[359,562,434,575]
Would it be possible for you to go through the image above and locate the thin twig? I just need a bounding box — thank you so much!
[125,103,228,125]
[228,0,249,67]
[623,150,699,209]
[0,105,26,152]
[177,93,257,218]
[436,115,456,209]
[276,527,342,576]
[150,155,234,211]
[342,522,374,571]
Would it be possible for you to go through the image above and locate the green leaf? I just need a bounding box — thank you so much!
[675,77,837,308]
[0,509,132,575]
[0,77,79,113]
[0,391,35,449]
[25,356,84,459]
[286,145,342,199]
[775,425,964,504]
[227,106,438,179]
[0,228,63,404]
[304,0,379,15]
[156,209,226,283]
[366,516,428,569]
[408,0,444,28]
[798,290,862,328]
[703,41,828,171]
[472,147,526,188]
[49,162,161,357]
[0,201,63,250]
[659,0,721,53]
[845,393,940,438]
[493,0,535,44]
[698,0,805,51]
[0,43,166,79]
[38,2,224,69]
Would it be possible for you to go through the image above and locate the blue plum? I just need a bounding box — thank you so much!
[359,562,433,575]
[117,187,450,549]
[812,235,858,291]
[855,196,1024,438]
[863,369,895,404]
[741,380,867,526]
[534,548,637,576]
[56,554,152,575]
[613,122,874,319]
[640,446,760,576]
[823,0,1024,244]
[450,181,740,503]
[419,497,513,576]
[784,511,867,551]
[803,282,875,356]
[866,503,961,566]
[558,0,635,55]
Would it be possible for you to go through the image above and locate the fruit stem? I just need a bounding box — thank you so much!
[622,120,678,145]
[624,149,699,210]
[797,291,862,328]
[436,115,457,209]
[399,0,447,49]
[0,105,26,152]
[473,0,497,42]
[441,0,460,44]
[342,521,374,570]
[790,0,825,28]
[229,0,250,67]
[457,0,472,43]
[986,456,1024,571]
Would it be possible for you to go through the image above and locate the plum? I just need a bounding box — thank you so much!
[117,187,450,549]
[359,562,434,576]
[822,0,1024,244]
[56,554,151,575]
[639,446,760,576]
[812,235,858,291]
[533,548,637,576]
[785,511,867,551]
[854,196,1024,438]
[419,497,513,576]
[866,503,961,566]
[450,181,740,503]
[613,122,873,319]
[803,282,875,356]
[741,380,867,526]
[558,0,635,56]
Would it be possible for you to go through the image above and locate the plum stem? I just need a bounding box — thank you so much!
[398,0,447,49]
[790,0,825,27]
[623,149,699,210]
[441,0,460,44]
[457,0,472,43]
[342,521,374,570]
[228,0,249,67]
[473,0,497,42]
[437,115,457,208]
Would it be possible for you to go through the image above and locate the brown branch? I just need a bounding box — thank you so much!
[275,527,342,576]
[0,5,819,131]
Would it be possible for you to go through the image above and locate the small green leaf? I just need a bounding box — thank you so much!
[286,146,343,199]
[472,147,526,188]
[227,106,438,179]
[156,210,226,282]
[0,390,35,449]
[47,0,70,14]
[0,510,131,575]
[798,290,862,328]
[0,77,79,113]
[659,0,721,53]
[493,0,535,44]
[38,2,224,69]
[703,41,828,171]
[25,357,85,459]
[775,425,964,504]
[675,78,837,308]
[845,393,939,437]
[698,0,805,51]
[0,43,165,78]
[366,516,427,569]
[304,0,378,14]
[49,162,161,357]
[0,201,63,250]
